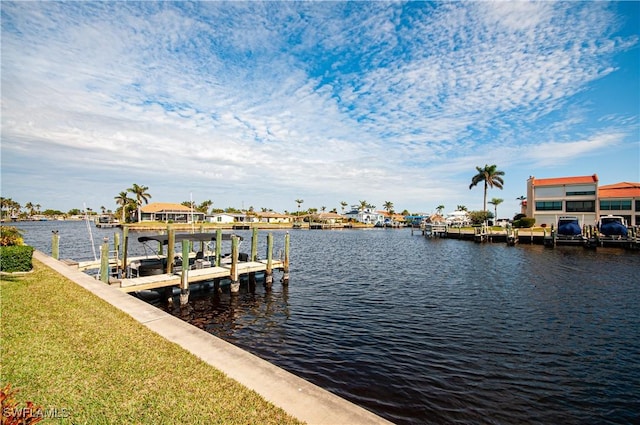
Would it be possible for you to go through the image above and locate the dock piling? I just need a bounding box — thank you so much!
[265,233,273,288]
[100,238,109,283]
[167,226,175,273]
[282,232,290,284]
[230,235,240,293]
[180,239,190,306]
[51,231,59,260]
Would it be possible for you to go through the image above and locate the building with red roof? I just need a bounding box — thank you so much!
[526,175,640,227]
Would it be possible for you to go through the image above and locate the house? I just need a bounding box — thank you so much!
[140,202,205,223]
[255,211,293,224]
[310,212,345,224]
[344,206,384,224]
[526,174,598,227]
[598,182,640,226]
[526,175,640,227]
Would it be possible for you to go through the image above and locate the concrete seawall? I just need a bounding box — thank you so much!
[34,251,394,425]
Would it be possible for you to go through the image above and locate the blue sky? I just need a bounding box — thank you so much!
[2,1,639,217]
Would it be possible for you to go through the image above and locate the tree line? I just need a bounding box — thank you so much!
[2,164,519,222]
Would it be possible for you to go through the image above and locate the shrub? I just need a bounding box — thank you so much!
[513,217,536,228]
[1,226,24,246]
[0,245,34,272]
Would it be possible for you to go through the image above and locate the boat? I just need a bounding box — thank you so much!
[95,214,120,228]
[557,216,583,236]
[128,232,247,278]
[546,216,587,246]
[445,210,470,227]
[598,215,628,238]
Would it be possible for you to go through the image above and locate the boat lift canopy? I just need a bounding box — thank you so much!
[138,232,243,245]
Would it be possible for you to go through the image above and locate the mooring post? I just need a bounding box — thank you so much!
[167,226,175,273]
[230,235,240,293]
[215,229,222,267]
[51,231,59,260]
[122,226,129,277]
[199,224,205,253]
[251,227,258,261]
[180,239,190,306]
[265,232,273,288]
[114,232,120,275]
[100,237,109,283]
[282,232,290,284]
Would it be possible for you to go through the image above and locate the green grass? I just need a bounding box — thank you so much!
[1,260,303,425]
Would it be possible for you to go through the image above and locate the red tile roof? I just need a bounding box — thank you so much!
[531,174,598,186]
[599,182,640,198]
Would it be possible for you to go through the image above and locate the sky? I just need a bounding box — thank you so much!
[1,1,639,218]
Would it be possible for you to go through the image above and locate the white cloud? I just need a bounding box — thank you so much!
[1,1,638,215]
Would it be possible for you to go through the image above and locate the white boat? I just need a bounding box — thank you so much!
[95,215,120,228]
[445,210,470,227]
[597,215,628,238]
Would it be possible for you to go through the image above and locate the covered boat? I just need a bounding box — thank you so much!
[598,215,628,237]
[557,216,582,236]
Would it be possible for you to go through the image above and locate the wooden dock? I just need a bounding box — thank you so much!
[117,259,285,293]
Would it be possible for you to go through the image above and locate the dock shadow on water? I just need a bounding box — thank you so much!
[18,221,640,425]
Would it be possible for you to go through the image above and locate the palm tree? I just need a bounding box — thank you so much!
[114,191,131,223]
[340,201,348,214]
[127,184,152,222]
[469,164,505,212]
[295,199,304,218]
[436,205,445,215]
[488,198,504,221]
[516,195,526,215]
[359,200,369,211]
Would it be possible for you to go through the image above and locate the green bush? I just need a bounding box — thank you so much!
[0,245,34,272]
[513,217,536,228]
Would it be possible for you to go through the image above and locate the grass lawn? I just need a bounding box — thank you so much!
[1,259,303,424]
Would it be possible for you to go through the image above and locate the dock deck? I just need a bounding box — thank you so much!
[118,260,285,293]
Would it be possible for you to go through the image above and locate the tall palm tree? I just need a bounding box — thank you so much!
[516,195,526,215]
[340,201,348,214]
[469,164,505,212]
[359,200,369,211]
[295,199,304,218]
[127,184,152,222]
[114,191,131,223]
[488,198,503,221]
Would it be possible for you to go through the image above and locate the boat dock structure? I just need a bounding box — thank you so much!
[417,222,640,250]
[57,227,290,305]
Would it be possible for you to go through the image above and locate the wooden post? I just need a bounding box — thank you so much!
[167,226,175,274]
[199,224,205,253]
[100,237,109,283]
[282,232,290,284]
[265,232,273,288]
[114,232,120,275]
[180,239,190,306]
[230,235,240,293]
[251,227,258,261]
[51,231,59,260]
[215,229,222,266]
[122,226,129,277]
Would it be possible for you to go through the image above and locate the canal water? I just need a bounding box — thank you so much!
[15,220,640,425]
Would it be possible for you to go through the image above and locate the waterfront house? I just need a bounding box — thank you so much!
[598,182,640,226]
[255,211,293,224]
[526,175,598,227]
[140,202,205,223]
[344,206,384,225]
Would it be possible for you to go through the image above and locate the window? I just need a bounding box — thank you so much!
[536,201,562,211]
[566,200,595,212]
[566,190,596,196]
[636,200,640,212]
[600,200,632,211]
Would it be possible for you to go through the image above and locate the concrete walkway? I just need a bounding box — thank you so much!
[34,251,394,425]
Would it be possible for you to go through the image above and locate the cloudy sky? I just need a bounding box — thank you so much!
[2,1,638,217]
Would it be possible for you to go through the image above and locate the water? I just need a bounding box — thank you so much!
[14,221,640,424]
